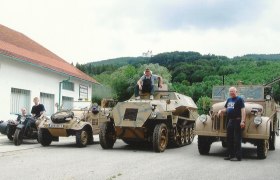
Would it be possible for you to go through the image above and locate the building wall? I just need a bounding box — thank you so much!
[0,55,92,120]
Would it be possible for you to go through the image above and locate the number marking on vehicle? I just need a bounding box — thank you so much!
[49,124,64,128]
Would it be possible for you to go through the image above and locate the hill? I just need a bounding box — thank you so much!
[87,57,149,66]
[76,51,280,103]
[234,54,280,61]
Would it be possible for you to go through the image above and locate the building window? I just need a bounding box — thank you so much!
[62,81,74,91]
[40,92,54,116]
[79,84,88,100]
[62,96,73,110]
[10,88,30,114]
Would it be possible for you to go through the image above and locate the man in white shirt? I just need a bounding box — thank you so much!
[135,68,163,100]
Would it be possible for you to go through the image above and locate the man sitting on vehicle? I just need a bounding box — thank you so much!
[18,107,36,129]
[135,68,163,100]
[31,97,46,118]
[17,108,28,121]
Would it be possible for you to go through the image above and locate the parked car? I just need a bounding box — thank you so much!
[38,100,114,147]
[195,85,279,159]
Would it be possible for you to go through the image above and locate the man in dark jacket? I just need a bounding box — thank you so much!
[218,87,246,161]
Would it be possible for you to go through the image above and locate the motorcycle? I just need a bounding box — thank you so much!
[0,115,20,141]
[13,115,43,146]
[7,119,19,140]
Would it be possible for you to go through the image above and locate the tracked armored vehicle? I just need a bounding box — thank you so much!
[195,85,279,159]
[99,85,198,152]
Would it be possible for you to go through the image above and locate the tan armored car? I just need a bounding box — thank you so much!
[195,85,279,159]
[99,85,198,152]
[38,100,112,147]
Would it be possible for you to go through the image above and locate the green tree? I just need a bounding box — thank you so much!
[110,65,137,101]
[197,96,212,115]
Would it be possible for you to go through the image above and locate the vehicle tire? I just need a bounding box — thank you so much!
[257,139,269,159]
[221,140,227,148]
[38,128,52,146]
[76,128,89,147]
[7,133,13,141]
[99,122,116,149]
[187,126,195,145]
[153,123,168,152]
[87,131,94,145]
[13,129,23,146]
[7,124,16,141]
[269,132,275,150]
[198,136,211,155]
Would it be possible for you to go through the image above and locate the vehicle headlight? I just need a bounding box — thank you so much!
[199,114,207,123]
[254,116,262,125]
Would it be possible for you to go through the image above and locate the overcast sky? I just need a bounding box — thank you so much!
[1,0,280,64]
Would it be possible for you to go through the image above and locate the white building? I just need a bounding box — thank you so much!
[0,24,98,120]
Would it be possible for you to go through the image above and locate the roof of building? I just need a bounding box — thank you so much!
[0,24,98,84]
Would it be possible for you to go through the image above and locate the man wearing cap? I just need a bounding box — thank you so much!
[135,68,163,100]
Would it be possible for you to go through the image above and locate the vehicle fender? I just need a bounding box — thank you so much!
[246,116,271,138]
[195,115,213,132]
[72,122,93,132]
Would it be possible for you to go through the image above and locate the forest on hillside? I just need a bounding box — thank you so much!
[76,52,280,113]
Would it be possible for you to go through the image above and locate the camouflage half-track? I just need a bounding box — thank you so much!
[38,101,111,147]
[99,86,198,152]
[195,85,279,159]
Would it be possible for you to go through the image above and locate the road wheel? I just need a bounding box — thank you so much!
[99,122,116,149]
[13,129,23,146]
[180,128,187,146]
[198,136,211,155]
[168,128,179,147]
[269,132,275,150]
[153,123,168,152]
[221,140,227,148]
[172,127,187,147]
[187,126,195,145]
[38,128,52,146]
[76,128,89,147]
[257,139,269,159]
